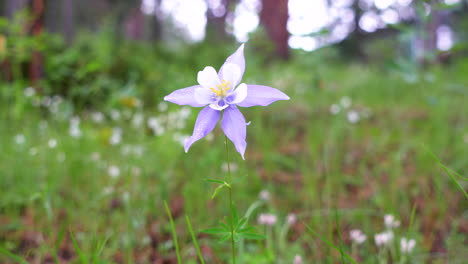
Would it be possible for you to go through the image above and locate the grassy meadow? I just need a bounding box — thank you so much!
[0,40,467,263]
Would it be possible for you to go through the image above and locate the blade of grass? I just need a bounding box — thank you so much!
[425,147,468,199]
[0,247,29,264]
[303,221,359,264]
[334,209,347,264]
[70,231,88,264]
[185,215,206,264]
[164,200,182,264]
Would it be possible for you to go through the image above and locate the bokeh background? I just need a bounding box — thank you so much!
[0,0,467,263]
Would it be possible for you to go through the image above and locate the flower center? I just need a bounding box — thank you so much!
[210,79,231,98]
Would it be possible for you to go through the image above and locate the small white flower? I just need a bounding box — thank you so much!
[400,237,416,253]
[91,152,101,161]
[103,186,114,195]
[259,190,270,201]
[108,165,120,178]
[350,229,367,244]
[287,213,297,225]
[179,107,191,119]
[110,127,122,145]
[131,167,142,177]
[132,113,144,128]
[48,139,57,148]
[258,213,277,226]
[158,102,168,112]
[340,96,352,108]
[172,133,190,146]
[347,110,360,123]
[24,87,36,97]
[14,134,26,145]
[375,231,394,247]
[221,162,238,172]
[57,152,66,162]
[122,191,130,203]
[293,254,303,264]
[330,104,340,115]
[29,147,38,156]
[384,214,400,229]
[91,112,104,123]
[110,109,121,121]
[148,117,165,136]
[69,117,82,138]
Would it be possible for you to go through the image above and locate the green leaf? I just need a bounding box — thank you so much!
[185,215,206,264]
[238,233,266,240]
[205,178,225,184]
[0,246,29,264]
[211,184,226,199]
[200,227,226,235]
[236,217,247,230]
[231,204,239,228]
[70,231,88,264]
[218,233,232,243]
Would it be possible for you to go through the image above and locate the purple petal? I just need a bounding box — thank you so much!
[185,106,220,152]
[222,106,247,159]
[236,85,290,107]
[219,44,245,82]
[164,85,206,107]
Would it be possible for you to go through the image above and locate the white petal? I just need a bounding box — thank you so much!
[221,63,241,87]
[195,87,216,105]
[229,83,248,105]
[209,103,229,111]
[197,66,221,89]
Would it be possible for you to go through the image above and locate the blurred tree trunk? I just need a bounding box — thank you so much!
[62,0,75,43]
[205,0,234,42]
[29,0,44,84]
[260,0,289,59]
[5,0,29,18]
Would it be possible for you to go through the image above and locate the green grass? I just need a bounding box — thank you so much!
[0,47,467,263]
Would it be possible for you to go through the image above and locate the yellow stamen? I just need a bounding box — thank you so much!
[210,79,231,97]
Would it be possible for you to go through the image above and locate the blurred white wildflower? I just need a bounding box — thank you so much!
[340,96,352,108]
[91,112,105,123]
[132,112,144,128]
[258,213,277,226]
[347,110,360,123]
[293,255,303,264]
[110,127,122,145]
[350,229,367,244]
[221,162,238,172]
[148,117,165,135]
[103,186,114,195]
[91,152,101,161]
[172,133,190,146]
[259,190,270,201]
[122,191,130,203]
[205,133,214,142]
[69,117,82,138]
[29,147,38,156]
[110,109,121,121]
[48,95,63,113]
[158,102,168,112]
[108,165,120,178]
[400,237,416,253]
[330,104,340,115]
[179,107,191,119]
[39,120,48,131]
[384,214,400,229]
[41,96,52,108]
[133,145,144,156]
[57,152,66,162]
[24,87,36,97]
[48,139,57,148]
[287,213,297,225]
[131,167,142,177]
[375,231,394,247]
[14,134,25,144]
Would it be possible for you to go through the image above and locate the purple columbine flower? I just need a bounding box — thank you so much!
[164,44,289,159]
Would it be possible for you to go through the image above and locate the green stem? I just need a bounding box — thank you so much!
[225,135,236,264]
